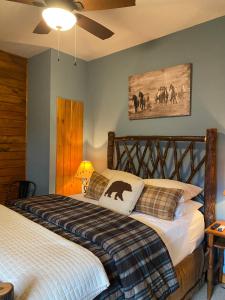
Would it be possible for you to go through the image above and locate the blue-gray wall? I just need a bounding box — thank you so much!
[27,49,88,194]
[49,49,88,193]
[27,49,51,194]
[87,16,225,219]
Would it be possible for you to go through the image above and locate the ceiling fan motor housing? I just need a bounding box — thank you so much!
[45,0,77,11]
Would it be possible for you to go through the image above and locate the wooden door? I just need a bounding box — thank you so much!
[56,97,83,195]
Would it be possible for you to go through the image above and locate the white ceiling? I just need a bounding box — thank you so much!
[0,0,225,61]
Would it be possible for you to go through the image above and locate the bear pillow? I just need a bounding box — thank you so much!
[99,174,145,216]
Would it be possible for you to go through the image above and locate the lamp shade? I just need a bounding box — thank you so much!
[76,161,94,179]
[42,8,77,31]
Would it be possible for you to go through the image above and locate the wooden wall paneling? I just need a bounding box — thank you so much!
[0,119,25,128]
[0,50,27,204]
[56,98,83,195]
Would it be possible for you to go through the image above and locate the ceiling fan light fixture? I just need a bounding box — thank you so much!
[42,8,77,31]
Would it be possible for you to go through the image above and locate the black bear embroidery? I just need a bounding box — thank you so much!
[104,181,132,201]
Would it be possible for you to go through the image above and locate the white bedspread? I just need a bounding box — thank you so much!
[0,205,109,300]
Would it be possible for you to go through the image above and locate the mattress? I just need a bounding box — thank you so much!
[71,194,205,266]
[0,205,109,300]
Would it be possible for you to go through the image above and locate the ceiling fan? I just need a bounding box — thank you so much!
[6,0,136,40]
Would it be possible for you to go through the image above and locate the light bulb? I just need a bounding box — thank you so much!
[42,8,77,31]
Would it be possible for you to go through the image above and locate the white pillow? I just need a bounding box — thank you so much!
[175,200,203,218]
[99,174,144,216]
[101,169,140,180]
[144,179,202,202]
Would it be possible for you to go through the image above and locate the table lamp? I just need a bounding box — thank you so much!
[75,161,94,194]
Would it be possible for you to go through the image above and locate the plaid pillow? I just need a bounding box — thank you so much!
[85,171,109,200]
[135,185,184,220]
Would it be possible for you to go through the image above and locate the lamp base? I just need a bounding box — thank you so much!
[82,178,89,194]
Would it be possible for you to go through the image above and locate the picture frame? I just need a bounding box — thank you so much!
[128,63,192,120]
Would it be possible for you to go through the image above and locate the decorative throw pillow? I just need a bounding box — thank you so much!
[85,171,109,200]
[99,175,144,215]
[135,185,184,220]
[143,179,202,202]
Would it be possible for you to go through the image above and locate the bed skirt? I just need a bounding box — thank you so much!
[168,244,207,300]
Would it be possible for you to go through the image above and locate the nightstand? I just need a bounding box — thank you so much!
[0,282,14,300]
[205,220,225,300]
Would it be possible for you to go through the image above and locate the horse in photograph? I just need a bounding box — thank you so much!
[155,86,169,104]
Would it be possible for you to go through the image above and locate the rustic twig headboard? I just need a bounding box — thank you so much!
[107,129,217,227]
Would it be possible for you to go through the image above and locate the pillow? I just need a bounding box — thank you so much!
[135,185,184,220]
[175,200,203,218]
[101,169,141,180]
[99,174,144,215]
[85,171,109,200]
[143,179,202,202]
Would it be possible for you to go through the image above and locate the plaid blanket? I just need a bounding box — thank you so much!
[8,194,179,299]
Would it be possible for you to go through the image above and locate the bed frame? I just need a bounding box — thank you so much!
[107,128,217,299]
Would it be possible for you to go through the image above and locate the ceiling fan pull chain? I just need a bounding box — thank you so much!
[57,29,61,62]
[73,24,77,66]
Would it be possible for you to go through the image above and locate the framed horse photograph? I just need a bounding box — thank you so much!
[128,63,192,120]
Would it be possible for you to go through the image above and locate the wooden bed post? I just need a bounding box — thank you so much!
[107,132,115,169]
[204,128,217,228]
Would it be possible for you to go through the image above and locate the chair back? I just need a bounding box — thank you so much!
[7,180,36,200]
[17,180,36,198]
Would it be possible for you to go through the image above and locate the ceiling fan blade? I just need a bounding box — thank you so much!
[76,13,114,40]
[6,0,46,7]
[78,0,135,11]
[33,20,51,34]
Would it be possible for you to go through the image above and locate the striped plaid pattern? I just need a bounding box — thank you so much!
[136,185,184,220]
[9,195,179,300]
[85,171,109,200]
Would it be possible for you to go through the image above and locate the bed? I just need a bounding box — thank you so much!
[106,128,217,300]
[1,128,217,300]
